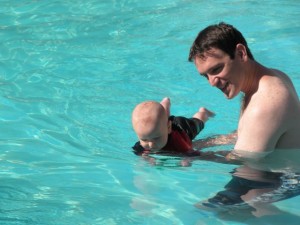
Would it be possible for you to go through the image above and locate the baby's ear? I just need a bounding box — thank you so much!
[160,97,171,117]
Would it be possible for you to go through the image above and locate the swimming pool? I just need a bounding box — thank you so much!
[0,1,300,224]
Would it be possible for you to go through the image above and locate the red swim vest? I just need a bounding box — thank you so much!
[162,130,193,153]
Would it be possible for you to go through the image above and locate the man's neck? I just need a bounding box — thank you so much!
[241,60,264,111]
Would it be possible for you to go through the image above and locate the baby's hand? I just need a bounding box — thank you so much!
[160,97,171,117]
[193,107,215,122]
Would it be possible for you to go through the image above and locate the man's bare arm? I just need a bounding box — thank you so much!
[193,132,237,149]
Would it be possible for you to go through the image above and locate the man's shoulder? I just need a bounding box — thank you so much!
[253,73,296,110]
[259,71,295,97]
[239,72,298,135]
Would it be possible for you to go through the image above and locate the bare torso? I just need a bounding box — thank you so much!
[235,67,300,153]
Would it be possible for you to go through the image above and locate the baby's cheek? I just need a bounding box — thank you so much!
[161,138,168,147]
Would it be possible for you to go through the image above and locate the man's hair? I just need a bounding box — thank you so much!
[188,22,254,61]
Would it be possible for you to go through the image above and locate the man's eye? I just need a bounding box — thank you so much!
[200,73,208,79]
[210,66,222,75]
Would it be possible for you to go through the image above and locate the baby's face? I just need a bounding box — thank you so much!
[135,118,170,151]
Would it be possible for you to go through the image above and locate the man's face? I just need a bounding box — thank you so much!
[194,47,244,99]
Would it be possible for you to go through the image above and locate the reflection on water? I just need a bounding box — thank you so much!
[136,148,300,224]
[194,164,300,225]
[198,148,300,224]
[232,148,300,173]
[197,165,300,205]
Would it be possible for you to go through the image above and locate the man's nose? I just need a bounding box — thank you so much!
[208,76,219,87]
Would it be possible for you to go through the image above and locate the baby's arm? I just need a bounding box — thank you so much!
[160,97,170,117]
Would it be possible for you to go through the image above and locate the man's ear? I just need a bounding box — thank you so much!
[167,120,172,134]
[236,43,247,61]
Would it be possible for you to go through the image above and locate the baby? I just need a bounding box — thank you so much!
[131,97,215,156]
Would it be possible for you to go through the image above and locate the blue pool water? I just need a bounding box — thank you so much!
[0,1,300,224]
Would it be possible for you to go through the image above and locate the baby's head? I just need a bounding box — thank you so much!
[132,101,171,151]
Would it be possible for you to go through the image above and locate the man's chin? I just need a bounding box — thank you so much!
[224,91,237,99]
[223,92,231,99]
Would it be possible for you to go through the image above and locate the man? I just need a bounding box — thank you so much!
[188,22,300,160]
[189,23,300,213]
